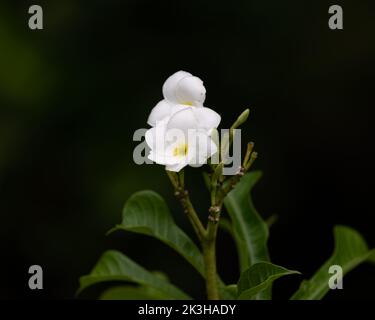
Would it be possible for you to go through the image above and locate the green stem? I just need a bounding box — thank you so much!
[166,169,222,300]
[204,174,223,300]
[203,224,219,300]
[166,170,206,241]
[183,195,207,241]
[178,170,185,188]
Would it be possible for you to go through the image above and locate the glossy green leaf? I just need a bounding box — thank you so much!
[223,284,238,298]
[79,250,190,300]
[111,190,231,299]
[291,225,375,300]
[237,262,300,300]
[224,171,271,298]
[100,286,170,300]
[111,190,205,278]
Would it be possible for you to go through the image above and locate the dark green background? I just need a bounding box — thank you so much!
[0,0,374,299]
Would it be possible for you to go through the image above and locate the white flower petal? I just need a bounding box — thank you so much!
[166,160,189,172]
[162,71,192,104]
[145,126,165,151]
[187,132,217,167]
[166,107,221,133]
[147,100,173,126]
[170,104,189,115]
[148,151,179,166]
[166,108,198,132]
[192,107,221,132]
[146,125,187,167]
[175,76,206,107]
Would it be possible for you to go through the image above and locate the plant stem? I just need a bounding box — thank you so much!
[166,170,206,241]
[178,170,185,188]
[182,194,207,241]
[204,177,223,301]
[203,223,220,300]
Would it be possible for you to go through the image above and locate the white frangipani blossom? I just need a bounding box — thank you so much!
[145,71,221,172]
[162,71,206,107]
[147,71,207,126]
[146,109,218,172]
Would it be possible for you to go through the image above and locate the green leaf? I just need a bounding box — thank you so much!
[79,250,191,300]
[111,190,205,278]
[291,225,375,300]
[111,190,231,299]
[237,262,300,300]
[100,286,170,300]
[223,284,238,298]
[224,171,271,298]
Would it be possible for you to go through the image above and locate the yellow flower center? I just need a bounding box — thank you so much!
[182,101,193,106]
[173,143,188,157]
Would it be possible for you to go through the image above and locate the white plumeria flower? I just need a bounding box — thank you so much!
[162,71,206,107]
[147,71,207,127]
[146,107,220,172]
[145,71,221,172]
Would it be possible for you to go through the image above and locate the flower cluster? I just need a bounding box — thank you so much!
[146,71,221,172]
